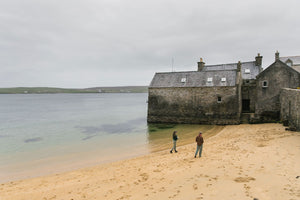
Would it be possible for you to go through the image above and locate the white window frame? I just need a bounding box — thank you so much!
[207,77,213,82]
[262,80,268,88]
[181,77,186,83]
[221,77,226,82]
[245,69,250,74]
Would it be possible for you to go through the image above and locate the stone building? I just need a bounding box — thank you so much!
[147,69,242,124]
[148,54,262,124]
[147,52,300,125]
[200,54,263,114]
[255,52,300,122]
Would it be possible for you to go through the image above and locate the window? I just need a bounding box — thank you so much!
[181,78,186,83]
[217,96,222,102]
[207,77,213,82]
[221,77,226,82]
[286,59,293,67]
[262,80,268,88]
[245,69,250,74]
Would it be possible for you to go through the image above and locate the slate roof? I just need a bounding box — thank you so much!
[202,61,260,80]
[280,56,300,73]
[292,66,300,73]
[256,60,300,79]
[149,70,237,88]
[280,56,300,65]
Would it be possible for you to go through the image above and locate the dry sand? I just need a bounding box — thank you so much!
[0,123,300,200]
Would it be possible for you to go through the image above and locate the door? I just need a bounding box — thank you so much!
[242,99,250,113]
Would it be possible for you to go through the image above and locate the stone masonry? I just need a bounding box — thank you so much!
[280,88,300,131]
[148,86,241,124]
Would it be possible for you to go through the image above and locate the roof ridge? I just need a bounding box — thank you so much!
[205,60,255,67]
[155,69,238,74]
[280,55,300,58]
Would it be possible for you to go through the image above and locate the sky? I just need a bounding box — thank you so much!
[0,0,299,88]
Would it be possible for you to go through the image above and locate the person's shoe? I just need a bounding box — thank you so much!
[175,150,178,153]
[170,150,172,153]
[194,156,196,158]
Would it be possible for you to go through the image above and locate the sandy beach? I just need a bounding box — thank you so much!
[1,123,300,200]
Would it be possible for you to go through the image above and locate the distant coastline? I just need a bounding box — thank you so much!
[0,86,148,94]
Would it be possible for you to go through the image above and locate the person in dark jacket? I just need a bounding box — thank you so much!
[194,132,204,158]
[170,131,178,153]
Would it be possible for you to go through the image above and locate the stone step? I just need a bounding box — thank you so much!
[240,113,254,124]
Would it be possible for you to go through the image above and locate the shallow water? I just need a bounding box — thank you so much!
[0,93,217,182]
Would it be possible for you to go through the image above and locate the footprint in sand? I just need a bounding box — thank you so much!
[234,177,256,183]
[193,183,198,190]
[153,169,161,172]
[139,173,149,182]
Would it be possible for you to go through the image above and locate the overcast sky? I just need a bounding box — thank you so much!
[0,0,299,88]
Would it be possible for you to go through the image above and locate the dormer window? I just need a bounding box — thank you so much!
[221,77,226,82]
[286,59,293,67]
[207,77,213,82]
[181,78,186,83]
[245,69,250,74]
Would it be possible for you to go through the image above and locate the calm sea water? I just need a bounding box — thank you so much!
[0,93,214,182]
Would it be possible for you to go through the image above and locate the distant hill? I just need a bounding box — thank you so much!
[0,86,148,94]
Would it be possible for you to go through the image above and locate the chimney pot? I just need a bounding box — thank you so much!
[198,58,205,71]
[255,53,263,67]
[275,51,280,61]
[237,61,241,72]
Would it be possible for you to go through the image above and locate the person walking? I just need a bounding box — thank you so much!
[170,131,178,153]
[195,132,204,158]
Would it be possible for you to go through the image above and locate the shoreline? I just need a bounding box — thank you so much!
[0,124,220,184]
[1,123,300,200]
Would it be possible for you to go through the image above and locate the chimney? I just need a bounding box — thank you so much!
[275,51,280,61]
[255,53,263,66]
[197,58,205,71]
[237,61,241,72]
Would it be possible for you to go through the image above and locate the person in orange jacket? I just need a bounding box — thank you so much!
[195,132,204,158]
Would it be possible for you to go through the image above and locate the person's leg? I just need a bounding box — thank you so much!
[174,140,177,152]
[170,140,175,153]
[199,144,203,157]
[195,145,199,157]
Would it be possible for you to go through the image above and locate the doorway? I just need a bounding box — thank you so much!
[242,99,250,113]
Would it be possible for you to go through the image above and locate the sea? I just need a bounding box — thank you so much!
[0,93,214,183]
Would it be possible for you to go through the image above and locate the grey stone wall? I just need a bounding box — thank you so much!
[280,88,300,131]
[255,61,300,122]
[147,86,241,124]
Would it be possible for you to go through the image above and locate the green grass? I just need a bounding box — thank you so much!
[0,86,148,94]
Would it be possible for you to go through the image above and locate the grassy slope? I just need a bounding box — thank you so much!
[0,86,148,94]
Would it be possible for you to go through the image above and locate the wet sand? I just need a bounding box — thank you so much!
[1,123,299,200]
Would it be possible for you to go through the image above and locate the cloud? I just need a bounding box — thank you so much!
[0,0,299,87]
